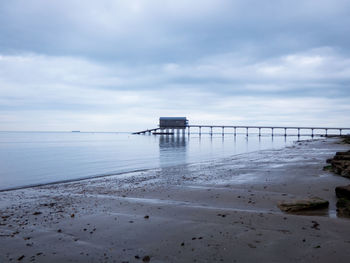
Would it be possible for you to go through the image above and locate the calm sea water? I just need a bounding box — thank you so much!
[0,131,310,190]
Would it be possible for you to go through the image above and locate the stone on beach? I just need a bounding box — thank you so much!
[335,185,350,199]
[278,197,329,213]
[336,198,350,217]
[335,184,350,217]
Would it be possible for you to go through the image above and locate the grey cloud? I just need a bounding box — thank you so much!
[0,1,350,130]
[1,0,350,63]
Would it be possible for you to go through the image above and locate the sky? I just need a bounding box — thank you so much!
[0,0,350,131]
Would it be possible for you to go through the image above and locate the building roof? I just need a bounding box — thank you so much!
[159,117,187,120]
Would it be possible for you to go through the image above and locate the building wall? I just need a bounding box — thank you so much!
[159,117,187,128]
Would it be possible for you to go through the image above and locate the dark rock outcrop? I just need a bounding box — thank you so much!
[326,150,350,178]
[342,135,350,144]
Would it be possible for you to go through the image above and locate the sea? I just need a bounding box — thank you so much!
[0,131,317,191]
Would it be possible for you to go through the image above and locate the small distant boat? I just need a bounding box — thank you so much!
[71,131,81,133]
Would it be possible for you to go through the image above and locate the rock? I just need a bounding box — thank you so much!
[278,197,329,213]
[248,243,256,248]
[336,198,350,217]
[337,198,350,207]
[330,160,349,168]
[335,185,350,199]
[142,255,150,262]
[311,220,320,230]
[327,152,350,179]
[341,168,350,178]
[341,136,350,144]
[335,151,350,156]
[333,155,350,161]
[323,165,332,171]
[335,183,350,217]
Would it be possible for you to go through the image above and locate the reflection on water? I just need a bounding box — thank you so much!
[159,135,187,167]
[0,132,307,190]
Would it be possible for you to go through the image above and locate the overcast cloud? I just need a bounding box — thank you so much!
[0,0,350,131]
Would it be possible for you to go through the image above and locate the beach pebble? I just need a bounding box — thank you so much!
[142,255,150,262]
[311,221,320,230]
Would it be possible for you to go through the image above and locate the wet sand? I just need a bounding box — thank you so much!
[1,138,350,262]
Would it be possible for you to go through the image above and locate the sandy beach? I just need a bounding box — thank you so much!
[1,138,350,263]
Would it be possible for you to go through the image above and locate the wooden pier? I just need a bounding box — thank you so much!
[133,128,159,134]
[133,125,350,137]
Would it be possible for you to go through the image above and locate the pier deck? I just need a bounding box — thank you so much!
[132,128,159,135]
